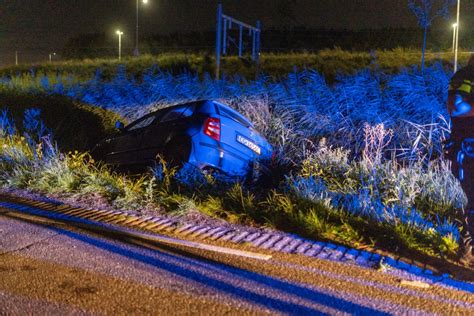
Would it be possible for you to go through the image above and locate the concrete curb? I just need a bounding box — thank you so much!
[0,193,473,291]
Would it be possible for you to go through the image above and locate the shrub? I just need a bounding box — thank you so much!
[0,92,122,151]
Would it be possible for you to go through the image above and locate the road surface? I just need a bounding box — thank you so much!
[1,207,473,315]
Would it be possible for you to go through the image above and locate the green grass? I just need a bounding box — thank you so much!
[0,122,461,261]
[1,48,472,82]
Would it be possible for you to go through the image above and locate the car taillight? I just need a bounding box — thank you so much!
[204,117,221,141]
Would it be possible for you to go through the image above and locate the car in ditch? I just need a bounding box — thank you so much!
[91,100,273,178]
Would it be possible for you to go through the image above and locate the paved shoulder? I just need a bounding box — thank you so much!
[1,213,473,315]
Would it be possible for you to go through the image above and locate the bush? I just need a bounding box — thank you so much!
[0,91,121,151]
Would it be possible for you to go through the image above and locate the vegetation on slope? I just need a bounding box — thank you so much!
[0,114,462,259]
[0,59,468,263]
[0,91,121,152]
[1,49,472,82]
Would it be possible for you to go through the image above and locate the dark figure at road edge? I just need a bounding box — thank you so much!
[447,54,474,265]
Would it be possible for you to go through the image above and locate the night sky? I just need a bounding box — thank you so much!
[1,0,473,65]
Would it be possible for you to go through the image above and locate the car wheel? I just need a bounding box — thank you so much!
[202,166,222,177]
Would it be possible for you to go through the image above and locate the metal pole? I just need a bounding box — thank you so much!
[215,3,222,79]
[452,24,456,53]
[255,21,261,79]
[454,0,460,72]
[251,30,256,60]
[223,18,227,55]
[15,51,18,66]
[255,20,261,63]
[135,0,139,56]
[119,33,122,60]
[238,25,243,57]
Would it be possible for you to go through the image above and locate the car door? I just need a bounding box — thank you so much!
[105,114,157,165]
[140,104,195,162]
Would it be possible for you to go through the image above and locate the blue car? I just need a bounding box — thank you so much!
[92,100,273,177]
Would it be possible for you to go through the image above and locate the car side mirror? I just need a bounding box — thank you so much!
[115,121,125,131]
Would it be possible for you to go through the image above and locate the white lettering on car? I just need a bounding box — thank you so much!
[237,134,261,155]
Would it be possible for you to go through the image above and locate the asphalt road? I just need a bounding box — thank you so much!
[1,208,473,315]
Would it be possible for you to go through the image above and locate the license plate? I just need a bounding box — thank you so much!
[236,134,261,155]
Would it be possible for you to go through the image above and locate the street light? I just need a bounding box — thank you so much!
[134,0,149,57]
[454,0,461,72]
[49,52,56,63]
[116,30,124,60]
[452,23,458,53]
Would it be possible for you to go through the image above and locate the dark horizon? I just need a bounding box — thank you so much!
[1,0,473,65]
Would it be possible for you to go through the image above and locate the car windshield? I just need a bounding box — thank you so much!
[125,115,156,131]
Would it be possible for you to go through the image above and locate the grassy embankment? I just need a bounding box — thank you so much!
[0,50,469,263]
[1,48,472,82]
[0,119,462,261]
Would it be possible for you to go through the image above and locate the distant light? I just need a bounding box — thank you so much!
[453,23,458,28]
[49,52,56,63]
[142,0,148,4]
[116,30,124,35]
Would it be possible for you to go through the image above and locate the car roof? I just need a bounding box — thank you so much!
[212,101,253,127]
[146,100,253,127]
[147,100,206,114]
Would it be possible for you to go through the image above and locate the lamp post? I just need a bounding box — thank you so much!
[116,30,124,60]
[134,0,148,57]
[454,0,461,72]
[49,52,56,63]
[452,23,458,53]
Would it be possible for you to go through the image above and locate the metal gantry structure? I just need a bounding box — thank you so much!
[215,3,261,79]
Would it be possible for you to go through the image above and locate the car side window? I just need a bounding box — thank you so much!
[126,116,156,131]
[181,105,195,118]
[160,105,195,123]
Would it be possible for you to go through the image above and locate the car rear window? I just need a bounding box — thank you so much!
[160,104,195,123]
